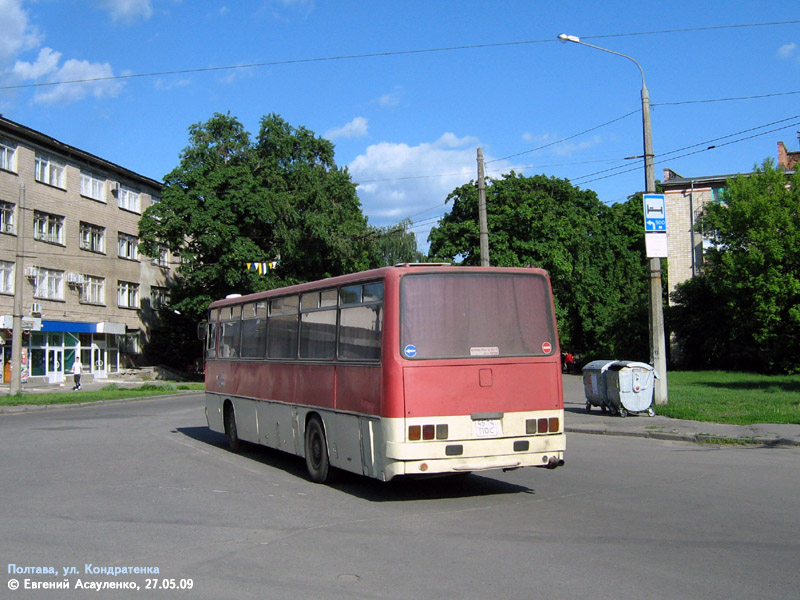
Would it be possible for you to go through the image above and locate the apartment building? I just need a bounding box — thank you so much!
[0,116,172,384]
[661,139,800,301]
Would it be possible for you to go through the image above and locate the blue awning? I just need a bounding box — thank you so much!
[41,321,97,333]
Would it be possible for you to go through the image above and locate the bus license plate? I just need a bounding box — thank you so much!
[473,419,503,438]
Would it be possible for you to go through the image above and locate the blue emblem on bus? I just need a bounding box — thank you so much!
[404,345,417,358]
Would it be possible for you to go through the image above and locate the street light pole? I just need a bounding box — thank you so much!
[558,33,668,404]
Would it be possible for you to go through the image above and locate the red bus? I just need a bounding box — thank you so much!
[203,264,565,483]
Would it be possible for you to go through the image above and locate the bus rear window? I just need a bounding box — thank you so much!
[400,272,556,359]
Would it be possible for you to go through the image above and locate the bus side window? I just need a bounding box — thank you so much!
[241,302,268,358]
[206,322,217,359]
[338,281,383,361]
[268,295,299,359]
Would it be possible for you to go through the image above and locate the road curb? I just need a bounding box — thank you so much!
[0,391,197,415]
[566,426,800,447]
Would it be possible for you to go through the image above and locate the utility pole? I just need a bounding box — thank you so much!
[558,34,668,405]
[477,148,490,267]
[641,84,669,406]
[10,184,25,395]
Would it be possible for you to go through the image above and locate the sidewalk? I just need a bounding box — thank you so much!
[562,374,800,447]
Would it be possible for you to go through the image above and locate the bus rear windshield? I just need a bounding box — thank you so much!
[400,272,556,359]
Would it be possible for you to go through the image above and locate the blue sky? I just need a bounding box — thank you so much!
[1,1,799,253]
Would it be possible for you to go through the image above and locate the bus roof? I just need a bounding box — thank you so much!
[208,264,551,309]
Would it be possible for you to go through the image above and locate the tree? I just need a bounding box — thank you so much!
[370,218,425,265]
[670,160,800,372]
[139,113,384,368]
[428,172,650,360]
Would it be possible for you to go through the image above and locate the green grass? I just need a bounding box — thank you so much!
[657,371,800,425]
[0,382,205,407]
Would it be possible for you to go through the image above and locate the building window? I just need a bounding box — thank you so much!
[33,211,64,245]
[34,268,64,300]
[81,275,105,305]
[118,184,140,213]
[80,171,106,201]
[118,233,139,260]
[0,140,17,172]
[151,245,169,267]
[0,261,14,294]
[150,286,169,310]
[117,281,139,309]
[79,222,105,253]
[120,331,142,354]
[34,154,66,188]
[0,202,14,234]
[150,195,161,205]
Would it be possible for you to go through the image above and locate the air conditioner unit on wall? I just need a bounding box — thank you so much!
[24,266,39,277]
[109,182,119,196]
[31,302,42,315]
[67,272,85,285]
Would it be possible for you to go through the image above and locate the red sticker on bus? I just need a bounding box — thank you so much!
[542,342,552,354]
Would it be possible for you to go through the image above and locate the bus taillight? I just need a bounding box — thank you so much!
[408,424,449,441]
[526,417,560,434]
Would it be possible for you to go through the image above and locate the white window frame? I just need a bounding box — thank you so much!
[117,281,139,309]
[120,331,142,354]
[79,222,105,253]
[80,171,106,202]
[33,211,64,245]
[0,261,14,294]
[80,275,105,305]
[34,268,64,300]
[34,153,66,188]
[150,286,169,310]
[0,202,15,234]
[0,140,17,172]
[151,245,169,267]
[118,233,139,260]
[118,184,141,213]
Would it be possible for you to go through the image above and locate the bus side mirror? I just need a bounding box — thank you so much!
[197,321,207,340]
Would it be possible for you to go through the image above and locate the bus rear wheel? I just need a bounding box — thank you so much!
[305,416,333,483]
[224,404,241,453]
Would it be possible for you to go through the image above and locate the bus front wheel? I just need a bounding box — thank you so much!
[224,404,241,452]
[305,417,332,483]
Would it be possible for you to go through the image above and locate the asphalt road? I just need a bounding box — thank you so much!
[2,394,798,599]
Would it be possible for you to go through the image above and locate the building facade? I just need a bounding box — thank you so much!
[0,116,172,384]
[661,139,800,301]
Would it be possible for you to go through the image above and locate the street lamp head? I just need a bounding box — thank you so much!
[558,34,581,43]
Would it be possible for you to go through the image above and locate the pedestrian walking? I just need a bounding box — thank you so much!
[72,357,82,390]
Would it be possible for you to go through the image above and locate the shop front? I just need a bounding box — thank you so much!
[0,319,125,384]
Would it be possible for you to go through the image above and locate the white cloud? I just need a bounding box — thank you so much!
[325,117,369,140]
[12,47,61,79]
[376,88,402,108]
[349,133,517,252]
[520,131,604,157]
[29,59,123,104]
[98,0,153,22]
[0,0,42,65]
[778,42,799,61]
[154,77,191,90]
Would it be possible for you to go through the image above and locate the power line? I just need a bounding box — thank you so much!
[487,110,640,164]
[3,20,799,91]
[654,90,800,106]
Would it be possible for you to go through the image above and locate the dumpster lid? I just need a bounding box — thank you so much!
[608,360,660,378]
[581,360,618,373]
